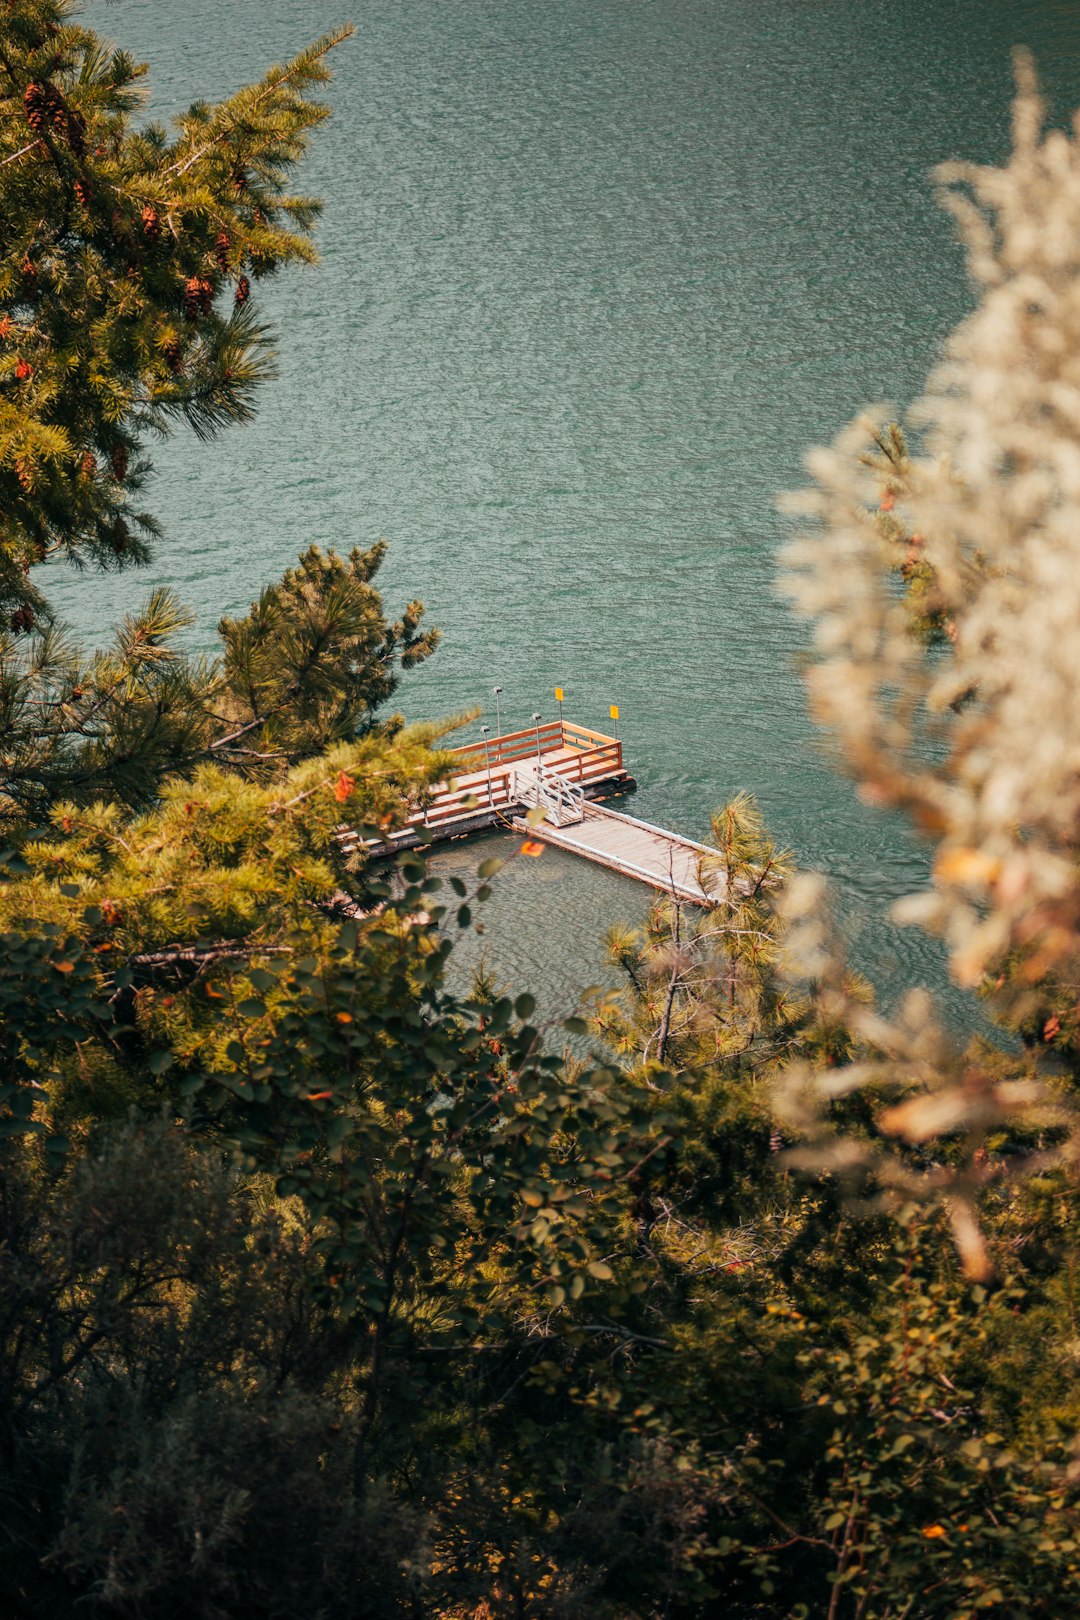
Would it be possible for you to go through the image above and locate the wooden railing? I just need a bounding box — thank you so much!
[451,720,564,766]
[556,741,622,783]
[419,774,516,828]
[451,720,621,768]
[560,721,619,752]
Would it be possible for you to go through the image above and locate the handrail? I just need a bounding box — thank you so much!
[560,723,615,747]
[514,765,585,827]
[424,741,621,804]
[452,722,564,761]
[584,801,716,857]
[452,720,619,761]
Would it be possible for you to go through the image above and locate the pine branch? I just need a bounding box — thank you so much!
[158,27,355,185]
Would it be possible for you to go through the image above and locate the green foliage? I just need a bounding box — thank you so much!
[2,11,1079,1617]
[0,0,352,613]
[216,541,441,767]
[0,1116,431,1617]
[0,6,444,822]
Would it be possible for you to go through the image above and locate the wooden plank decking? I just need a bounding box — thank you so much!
[511,801,724,905]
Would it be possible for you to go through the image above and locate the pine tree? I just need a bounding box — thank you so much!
[0,4,458,818]
[1,1,352,620]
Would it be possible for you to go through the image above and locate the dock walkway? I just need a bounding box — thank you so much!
[511,799,724,905]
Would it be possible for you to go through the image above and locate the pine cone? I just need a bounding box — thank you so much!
[66,108,86,159]
[141,205,161,241]
[43,82,66,139]
[14,459,32,491]
[20,255,37,290]
[183,275,214,320]
[80,450,96,478]
[73,178,93,209]
[15,358,32,381]
[23,83,45,133]
[110,518,129,556]
[162,339,182,375]
[10,607,34,634]
[111,445,128,483]
[234,274,250,307]
[214,229,231,271]
[0,316,11,341]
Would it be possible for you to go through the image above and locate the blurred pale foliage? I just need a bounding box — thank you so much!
[777,52,1080,1277]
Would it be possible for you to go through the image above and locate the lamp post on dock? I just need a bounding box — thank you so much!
[492,687,503,758]
[481,724,494,808]
[531,712,543,778]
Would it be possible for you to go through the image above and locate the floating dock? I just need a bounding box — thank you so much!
[509,800,723,905]
[343,719,722,906]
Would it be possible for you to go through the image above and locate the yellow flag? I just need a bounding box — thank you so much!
[609,704,619,722]
[554,687,564,702]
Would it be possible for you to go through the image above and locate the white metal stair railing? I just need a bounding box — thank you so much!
[512,765,585,827]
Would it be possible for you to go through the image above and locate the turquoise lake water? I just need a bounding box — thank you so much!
[66,0,1080,1021]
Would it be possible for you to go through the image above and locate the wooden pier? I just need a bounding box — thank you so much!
[344,719,722,907]
[510,800,724,905]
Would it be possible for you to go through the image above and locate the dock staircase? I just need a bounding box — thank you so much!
[513,765,585,827]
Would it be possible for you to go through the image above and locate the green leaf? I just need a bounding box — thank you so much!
[515,993,537,1021]
[478,857,503,879]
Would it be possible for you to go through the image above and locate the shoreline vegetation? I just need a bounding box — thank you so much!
[2,5,1080,1615]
